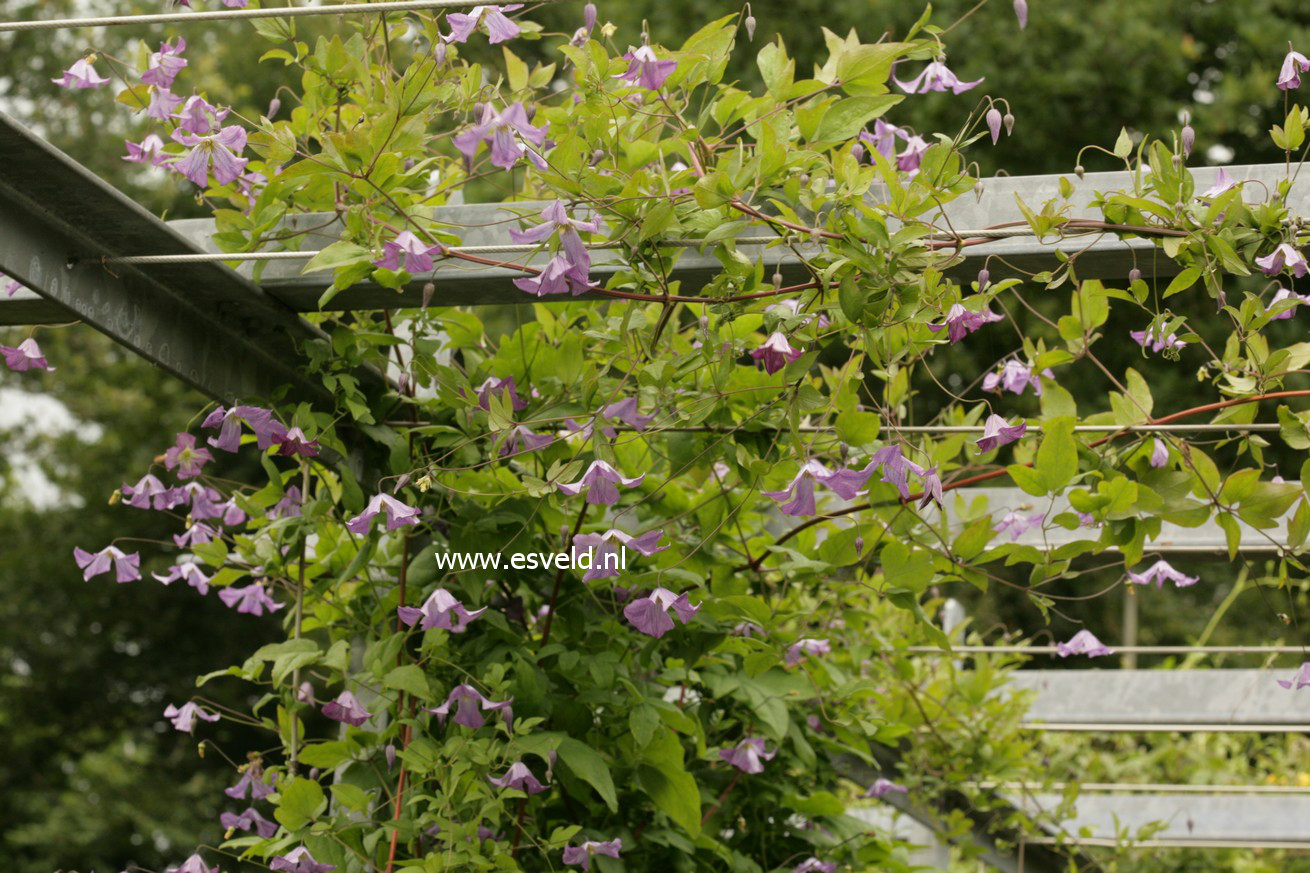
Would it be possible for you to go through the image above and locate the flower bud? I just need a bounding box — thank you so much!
[266,97,281,119]
[1013,0,1028,29]
[854,535,865,555]
[985,107,1003,145]
[1074,164,1085,179]
[422,281,436,308]
[772,270,784,287]
[1003,112,1015,135]
[977,268,990,291]
[435,43,448,65]
[745,14,756,41]
[1181,122,1195,158]
[1128,268,1142,283]
[850,142,866,162]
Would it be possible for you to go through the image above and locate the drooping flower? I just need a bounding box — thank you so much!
[894,58,982,94]
[918,466,944,509]
[562,838,623,870]
[488,761,549,794]
[986,107,1003,144]
[297,681,315,704]
[929,303,1004,343]
[164,433,214,479]
[897,134,930,175]
[74,545,141,583]
[202,405,286,452]
[785,637,831,667]
[718,737,776,774]
[751,331,804,374]
[1129,325,1188,353]
[167,854,219,873]
[174,520,219,548]
[762,459,877,516]
[474,375,528,411]
[173,95,230,134]
[1276,662,1310,690]
[867,445,929,500]
[590,396,656,436]
[864,777,908,798]
[993,509,1045,541]
[220,806,277,838]
[572,529,668,582]
[153,561,213,595]
[509,199,602,245]
[1,338,53,371]
[345,493,421,533]
[146,85,185,121]
[513,254,596,296]
[225,768,276,801]
[1268,287,1310,320]
[509,200,599,296]
[322,691,371,727]
[615,45,678,90]
[1149,438,1169,468]
[122,473,179,510]
[1255,243,1309,278]
[142,37,188,89]
[170,125,248,187]
[52,57,110,89]
[793,859,838,873]
[124,133,170,166]
[218,583,284,616]
[445,4,522,44]
[427,684,514,731]
[452,103,548,170]
[859,118,907,161]
[1055,629,1114,658]
[983,359,1047,395]
[276,427,320,458]
[979,414,1027,450]
[1127,559,1198,588]
[272,486,304,519]
[1197,167,1236,200]
[164,701,220,733]
[270,847,336,873]
[1181,119,1195,158]
[569,2,598,46]
[557,460,644,505]
[497,425,554,457]
[373,231,443,274]
[1278,48,1310,90]
[397,588,488,632]
[623,587,700,638]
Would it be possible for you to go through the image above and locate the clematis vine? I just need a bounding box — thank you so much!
[52,57,110,89]
[163,433,213,479]
[164,701,220,733]
[864,777,908,798]
[993,509,1044,541]
[374,231,443,274]
[2,338,53,371]
[573,528,668,581]
[474,375,528,411]
[762,459,876,516]
[141,37,188,89]
[453,102,548,170]
[1268,287,1310,319]
[1276,662,1310,690]
[718,737,777,774]
[1255,242,1309,277]
[74,545,141,582]
[202,404,286,452]
[322,691,371,727]
[894,57,982,94]
[615,45,678,90]
[219,583,284,615]
[1130,324,1187,354]
[623,587,700,638]
[445,4,522,44]
[270,848,336,873]
[170,125,248,187]
[983,359,1048,396]
[563,838,622,870]
[1055,629,1114,658]
[225,768,275,800]
[153,561,212,595]
[346,493,421,533]
[1278,46,1310,90]
[220,806,277,838]
[929,303,1004,342]
[397,587,488,632]
[428,684,514,730]
[785,637,831,667]
[488,761,548,794]
[751,331,805,374]
[557,460,644,505]
[1127,559,1198,588]
[510,200,599,296]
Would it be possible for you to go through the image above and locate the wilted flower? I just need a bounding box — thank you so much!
[373,231,443,274]
[563,838,623,869]
[346,493,421,533]
[2,338,53,371]
[74,545,141,583]
[557,460,644,505]
[427,684,514,730]
[751,331,804,374]
[164,701,220,733]
[220,806,277,838]
[52,57,110,89]
[322,691,371,727]
[785,637,831,666]
[615,45,678,90]
[975,414,1028,453]
[1055,629,1114,658]
[1255,243,1309,278]
[164,433,213,479]
[270,847,336,873]
[445,4,522,44]
[218,583,284,616]
[453,103,547,170]
[1278,47,1310,90]
[928,303,1003,343]
[993,509,1044,541]
[1127,559,1198,588]
[397,588,488,632]
[624,587,699,638]
[864,777,908,798]
[894,58,982,94]
[572,528,668,581]
[1276,662,1310,690]
[718,737,776,774]
[488,761,548,793]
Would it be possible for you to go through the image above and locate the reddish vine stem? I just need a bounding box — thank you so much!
[745,389,1310,571]
[701,770,743,826]
[384,533,413,873]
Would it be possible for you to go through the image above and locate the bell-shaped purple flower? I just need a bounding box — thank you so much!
[124,133,169,166]
[785,637,830,667]
[930,303,1004,343]
[74,545,141,583]
[1268,287,1310,320]
[497,424,554,457]
[146,86,185,121]
[488,761,549,794]
[474,375,529,411]
[52,57,110,89]
[894,58,982,94]
[615,45,678,90]
[322,690,371,727]
[864,777,908,798]
[168,854,219,873]
[793,859,837,873]
[276,427,320,458]
[346,493,421,533]
[173,95,230,134]
[220,806,277,838]
[219,583,284,616]
[763,460,871,516]
[986,107,1003,144]
[918,465,944,508]
[170,125,248,187]
[563,838,622,869]
[624,586,699,638]
[2,338,53,371]
[1256,243,1309,278]
[1129,325,1187,354]
[202,405,287,453]
[983,359,1048,395]
[174,520,218,548]
[1278,48,1310,90]
[859,119,906,160]
[994,509,1044,541]
[164,701,220,733]
[445,4,522,44]
[573,528,668,582]
[1055,629,1114,658]
[1149,438,1169,468]
[513,254,596,296]
[153,561,213,595]
[427,684,514,731]
[557,460,644,505]
[398,588,488,632]
[1197,168,1236,200]
[569,2,598,46]
[164,433,213,479]
[272,486,303,520]
[751,331,804,374]
[1277,661,1310,690]
[270,847,336,873]
[1127,559,1198,588]
[718,737,776,774]
[1013,0,1028,29]
[453,102,548,170]
[225,767,276,800]
[142,37,188,89]
[373,231,443,274]
[122,473,175,510]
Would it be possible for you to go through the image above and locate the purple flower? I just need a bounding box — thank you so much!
[764,460,865,516]
[860,119,906,160]
[427,684,514,730]
[983,359,1048,395]
[142,37,188,89]
[52,57,110,89]
[557,460,644,505]
[453,103,548,170]
[1013,0,1028,29]
[445,4,522,44]
[322,690,371,727]
[474,375,528,411]
[2,338,53,371]
[1256,243,1309,278]
[563,838,622,869]
[397,588,488,632]
[276,427,320,458]
[513,254,597,296]
[168,854,219,873]
[146,86,185,121]
[373,231,443,274]
[1127,559,1198,589]
[615,45,678,90]
[74,546,141,583]
[1268,287,1310,319]
[297,681,315,704]
[1129,325,1187,353]
[918,466,944,509]
[122,473,177,510]
[785,637,831,667]
[624,586,700,638]
[929,303,1003,343]
[751,331,804,374]
[4,278,23,297]
[270,847,336,873]
[1149,438,1169,468]
[897,134,930,175]
[202,404,286,452]
[221,806,278,838]
[864,777,908,798]
[509,199,601,245]
[1055,629,1114,658]
[272,486,303,519]
[1278,48,1310,90]
[509,201,599,296]
[488,761,549,794]
[1197,167,1236,200]
[346,493,421,533]
[498,425,554,457]
[993,510,1045,541]
[974,414,1021,456]
[225,768,275,801]
[124,133,170,166]
[570,2,598,46]
[218,584,285,616]
[164,433,214,479]
[164,701,220,733]
[718,737,776,774]
[173,95,230,134]
[174,521,218,548]
[1276,662,1310,690]
[153,561,212,595]
[572,528,668,582]
[733,621,765,637]
[170,125,248,187]
[894,58,982,94]
[793,860,837,873]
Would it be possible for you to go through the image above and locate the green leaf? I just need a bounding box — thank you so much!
[1163,265,1200,299]
[382,664,430,700]
[757,39,795,97]
[1007,464,1046,497]
[880,541,934,593]
[330,782,370,813]
[638,730,701,836]
[813,95,902,142]
[1113,127,1133,159]
[1037,417,1078,492]
[275,777,326,831]
[302,240,368,275]
[297,741,351,770]
[557,738,618,812]
[629,704,660,750]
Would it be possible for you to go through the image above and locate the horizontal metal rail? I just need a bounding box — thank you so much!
[979,782,1310,795]
[905,645,1308,655]
[1023,836,1310,849]
[1019,722,1310,732]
